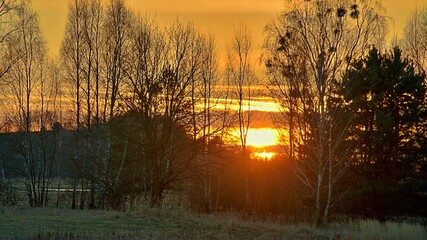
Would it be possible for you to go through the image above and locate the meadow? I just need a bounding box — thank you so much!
[0,207,426,239]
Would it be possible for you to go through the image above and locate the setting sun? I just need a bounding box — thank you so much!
[246,128,279,147]
[231,128,279,148]
[1,1,426,237]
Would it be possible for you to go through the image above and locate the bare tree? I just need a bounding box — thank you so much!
[119,15,166,207]
[0,0,17,149]
[79,0,102,209]
[102,0,130,121]
[141,20,201,208]
[62,0,108,210]
[120,17,228,210]
[3,0,53,207]
[119,20,211,208]
[90,0,132,208]
[0,0,17,79]
[264,0,386,225]
[196,35,224,211]
[45,57,64,208]
[0,1,17,202]
[226,25,256,209]
[61,0,84,209]
[182,32,231,212]
[402,8,427,73]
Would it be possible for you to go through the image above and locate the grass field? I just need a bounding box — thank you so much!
[0,207,426,239]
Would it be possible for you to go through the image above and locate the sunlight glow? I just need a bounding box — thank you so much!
[231,128,279,148]
[246,128,279,147]
[253,150,276,160]
[210,98,281,112]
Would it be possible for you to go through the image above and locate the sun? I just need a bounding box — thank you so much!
[230,128,279,148]
[229,128,280,161]
[245,128,279,148]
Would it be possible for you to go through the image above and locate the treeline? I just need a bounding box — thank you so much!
[264,0,427,225]
[0,0,259,213]
[0,0,426,227]
[0,0,233,211]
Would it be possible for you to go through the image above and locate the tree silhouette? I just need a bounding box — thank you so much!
[264,0,386,225]
[342,47,427,221]
[402,8,427,73]
[226,25,256,210]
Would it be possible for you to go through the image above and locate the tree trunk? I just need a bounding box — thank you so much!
[315,173,323,226]
[150,182,163,208]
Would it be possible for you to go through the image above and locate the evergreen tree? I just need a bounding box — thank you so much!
[342,47,427,220]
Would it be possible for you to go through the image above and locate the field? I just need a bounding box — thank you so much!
[0,207,426,239]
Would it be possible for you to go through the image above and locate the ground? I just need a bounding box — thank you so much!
[0,207,330,239]
[0,207,426,239]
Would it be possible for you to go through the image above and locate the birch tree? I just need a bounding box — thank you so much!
[195,35,224,212]
[226,25,256,209]
[61,0,84,209]
[0,1,17,189]
[4,0,51,207]
[80,0,102,209]
[0,0,18,80]
[402,8,427,73]
[264,0,386,225]
[102,0,130,121]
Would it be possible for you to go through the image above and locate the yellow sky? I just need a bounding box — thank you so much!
[32,0,427,57]
[26,0,427,148]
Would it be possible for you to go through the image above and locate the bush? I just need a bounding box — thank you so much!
[0,180,17,206]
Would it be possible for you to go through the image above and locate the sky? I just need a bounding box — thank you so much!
[32,0,427,58]
[28,0,427,148]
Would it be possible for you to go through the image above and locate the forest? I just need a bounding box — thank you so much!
[0,0,426,229]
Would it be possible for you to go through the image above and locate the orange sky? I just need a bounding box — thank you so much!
[32,0,427,57]
[26,0,427,148]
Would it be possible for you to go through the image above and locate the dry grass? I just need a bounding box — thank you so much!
[0,207,331,239]
[330,218,427,240]
[0,207,426,239]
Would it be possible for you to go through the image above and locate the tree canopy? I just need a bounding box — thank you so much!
[342,47,427,220]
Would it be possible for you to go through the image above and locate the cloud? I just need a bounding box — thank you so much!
[129,0,282,13]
